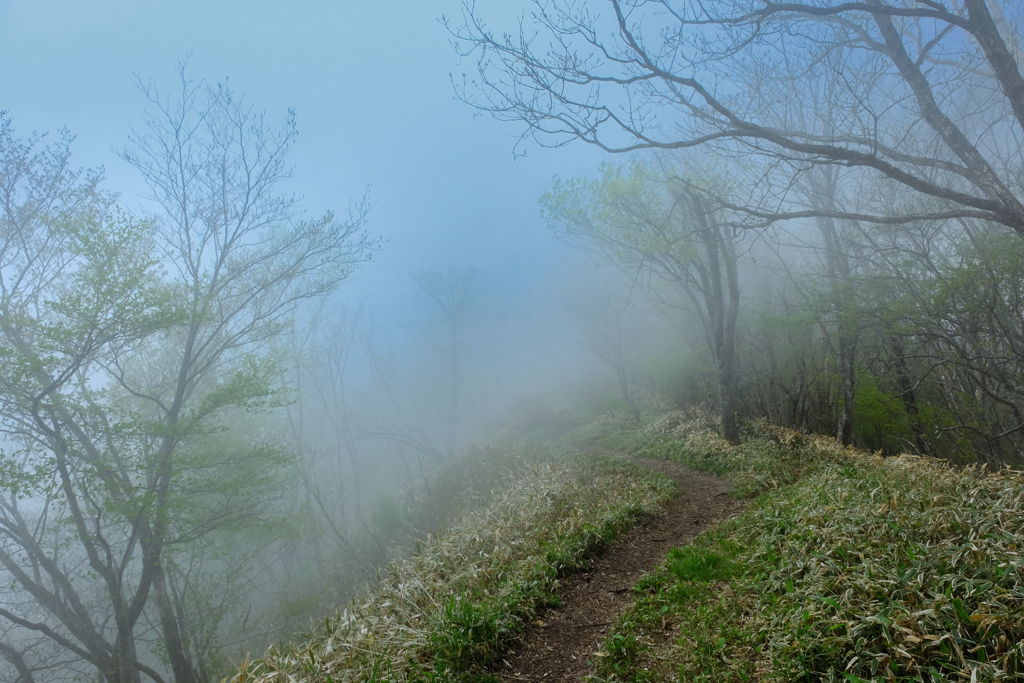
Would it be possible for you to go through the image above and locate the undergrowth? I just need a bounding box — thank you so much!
[230,446,675,683]
[590,414,1024,682]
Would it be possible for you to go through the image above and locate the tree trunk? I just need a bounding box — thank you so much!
[810,187,858,447]
[693,194,742,446]
[617,364,641,423]
[0,641,38,683]
[152,560,198,683]
[719,351,742,446]
[836,330,857,447]
[891,336,932,456]
[719,249,742,446]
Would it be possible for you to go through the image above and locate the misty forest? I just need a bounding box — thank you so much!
[3,1,1024,682]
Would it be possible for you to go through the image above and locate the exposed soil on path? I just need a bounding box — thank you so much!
[493,457,744,683]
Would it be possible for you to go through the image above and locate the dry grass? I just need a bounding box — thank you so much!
[755,449,1024,681]
[639,415,850,496]
[229,454,674,683]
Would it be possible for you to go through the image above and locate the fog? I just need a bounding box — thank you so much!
[2,1,1024,682]
[0,5,624,680]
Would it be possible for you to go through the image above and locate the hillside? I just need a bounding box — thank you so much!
[230,397,1024,683]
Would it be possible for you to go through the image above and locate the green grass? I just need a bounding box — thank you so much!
[589,417,1024,682]
[664,543,740,584]
[755,457,1024,681]
[591,524,762,683]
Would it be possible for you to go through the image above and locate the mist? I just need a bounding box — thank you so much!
[3,1,1024,682]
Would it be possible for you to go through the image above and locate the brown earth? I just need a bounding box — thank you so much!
[492,457,744,682]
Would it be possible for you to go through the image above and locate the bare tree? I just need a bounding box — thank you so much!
[286,303,368,553]
[450,0,1024,235]
[410,265,480,458]
[563,270,647,422]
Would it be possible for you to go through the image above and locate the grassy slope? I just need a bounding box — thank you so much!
[229,396,1024,683]
[589,415,1024,682]
[230,400,676,683]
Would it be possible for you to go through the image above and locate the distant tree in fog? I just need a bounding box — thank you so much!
[411,264,480,458]
[281,302,370,583]
[449,0,1024,464]
[0,62,374,683]
[563,272,647,422]
[543,162,745,444]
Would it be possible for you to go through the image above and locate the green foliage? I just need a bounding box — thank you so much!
[645,351,717,413]
[541,161,734,265]
[371,493,405,538]
[850,376,912,453]
[0,91,374,683]
[851,227,1024,463]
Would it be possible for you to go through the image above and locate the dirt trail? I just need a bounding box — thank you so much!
[493,457,744,682]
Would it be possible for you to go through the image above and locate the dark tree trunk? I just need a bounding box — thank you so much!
[836,330,857,447]
[693,194,742,446]
[891,336,932,456]
[152,563,198,683]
